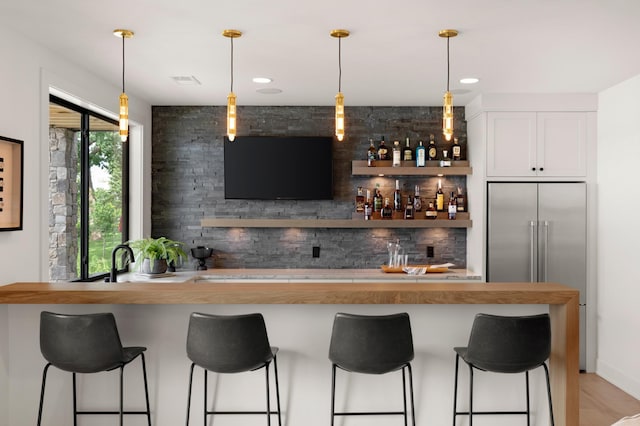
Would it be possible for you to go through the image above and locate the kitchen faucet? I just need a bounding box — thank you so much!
[109,244,135,283]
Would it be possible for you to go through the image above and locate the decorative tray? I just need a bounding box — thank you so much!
[380,265,449,274]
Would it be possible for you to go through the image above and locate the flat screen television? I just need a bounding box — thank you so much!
[224,136,333,200]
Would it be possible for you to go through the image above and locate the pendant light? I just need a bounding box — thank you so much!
[331,29,349,142]
[223,29,242,142]
[113,29,134,142]
[439,29,458,142]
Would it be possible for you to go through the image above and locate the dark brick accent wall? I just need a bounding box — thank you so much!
[152,105,468,269]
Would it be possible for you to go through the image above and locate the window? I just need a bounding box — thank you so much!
[49,95,129,281]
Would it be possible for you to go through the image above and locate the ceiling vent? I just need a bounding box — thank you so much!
[170,76,201,86]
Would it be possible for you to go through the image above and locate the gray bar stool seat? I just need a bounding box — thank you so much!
[329,312,416,426]
[185,312,282,426]
[37,311,151,426]
[452,313,555,425]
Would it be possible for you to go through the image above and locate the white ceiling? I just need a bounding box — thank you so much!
[2,0,640,107]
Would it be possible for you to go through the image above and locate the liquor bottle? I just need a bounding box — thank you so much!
[393,179,402,211]
[0,156,4,172]
[427,134,437,161]
[452,137,461,161]
[377,136,388,160]
[413,185,422,212]
[381,197,393,219]
[404,196,414,219]
[392,140,401,167]
[364,190,372,220]
[0,197,3,212]
[448,191,457,220]
[355,187,365,212]
[0,177,3,193]
[415,140,426,167]
[425,201,438,219]
[456,186,466,212]
[403,137,413,161]
[440,149,451,167]
[367,139,378,166]
[436,179,444,212]
[373,188,383,212]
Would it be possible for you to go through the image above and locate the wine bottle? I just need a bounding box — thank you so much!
[448,191,457,220]
[381,197,393,219]
[440,149,451,167]
[392,140,401,167]
[425,201,438,219]
[367,139,378,166]
[393,179,402,211]
[415,140,426,167]
[452,137,461,161]
[373,188,383,212]
[436,179,444,211]
[413,185,422,212]
[404,196,414,219]
[456,186,466,212]
[355,187,365,212]
[364,190,372,220]
[427,134,437,161]
[377,136,388,161]
[403,137,413,161]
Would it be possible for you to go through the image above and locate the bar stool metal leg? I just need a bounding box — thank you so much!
[37,363,51,426]
[265,362,271,426]
[203,369,208,426]
[119,366,124,426]
[273,355,282,426]
[185,363,195,426]
[452,353,459,426]
[526,370,531,426]
[407,364,416,426]
[543,363,555,426]
[402,367,408,426]
[140,353,152,426]
[468,364,474,426]
[72,372,78,426]
[330,364,336,426]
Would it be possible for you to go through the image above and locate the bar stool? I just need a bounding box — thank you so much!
[329,312,416,426]
[37,311,151,426]
[452,313,554,426]
[185,312,282,426]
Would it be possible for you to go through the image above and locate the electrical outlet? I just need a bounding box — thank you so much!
[312,246,320,258]
[426,246,434,258]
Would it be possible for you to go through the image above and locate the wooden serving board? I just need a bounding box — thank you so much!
[380,265,449,273]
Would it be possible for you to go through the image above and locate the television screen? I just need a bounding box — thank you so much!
[224,136,333,200]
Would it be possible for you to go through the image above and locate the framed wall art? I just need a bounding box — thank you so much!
[0,136,24,231]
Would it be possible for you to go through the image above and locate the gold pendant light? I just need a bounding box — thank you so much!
[439,29,458,142]
[223,29,242,142]
[331,29,349,142]
[113,29,134,142]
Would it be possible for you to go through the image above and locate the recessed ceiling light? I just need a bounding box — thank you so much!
[460,77,479,84]
[170,76,201,86]
[257,88,283,94]
[253,77,273,84]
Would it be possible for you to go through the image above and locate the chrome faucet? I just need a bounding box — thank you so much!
[109,244,135,283]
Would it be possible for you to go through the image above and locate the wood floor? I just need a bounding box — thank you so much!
[580,373,640,426]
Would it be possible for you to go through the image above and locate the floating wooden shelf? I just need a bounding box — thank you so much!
[352,160,472,176]
[201,212,471,229]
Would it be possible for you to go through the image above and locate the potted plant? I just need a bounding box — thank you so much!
[127,236,187,274]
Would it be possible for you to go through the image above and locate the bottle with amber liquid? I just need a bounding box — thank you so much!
[393,179,402,211]
[404,196,414,219]
[373,188,383,212]
[377,136,388,161]
[427,134,437,161]
[403,137,413,161]
[448,191,457,220]
[364,190,372,220]
[381,197,393,219]
[355,187,365,213]
[452,137,462,161]
[425,201,438,219]
[436,179,444,212]
[367,139,378,166]
[413,185,422,212]
[456,186,466,212]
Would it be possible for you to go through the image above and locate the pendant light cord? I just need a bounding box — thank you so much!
[446,36,450,92]
[230,37,234,92]
[338,36,342,92]
[122,35,126,93]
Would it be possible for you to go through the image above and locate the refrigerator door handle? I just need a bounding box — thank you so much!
[543,220,549,282]
[530,221,536,282]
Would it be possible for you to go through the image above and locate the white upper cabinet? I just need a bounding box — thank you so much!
[487,111,587,177]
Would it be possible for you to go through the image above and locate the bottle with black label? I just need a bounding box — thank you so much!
[392,141,401,167]
[367,139,378,166]
[415,141,426,167]
[436,179,444,212]
[440,149,451,167]
[413,185,422,212]
[425,201,438,219]
[355,187,365,212]
[364,190,372,220]
[456,186,466,212]
[427,134,437,161]
[448,191,457,220]
[381,197,393,219]
[403,137,413,161]
[393,179,402,211]
[373,188,383,212]
[452,137,461,161]
[377,136,388,161]
[404,196,414,219]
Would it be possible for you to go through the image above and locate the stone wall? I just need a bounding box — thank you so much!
[152,105,468,269]
[48,127,78,281]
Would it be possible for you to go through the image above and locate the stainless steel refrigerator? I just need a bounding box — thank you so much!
[487,182,587,370]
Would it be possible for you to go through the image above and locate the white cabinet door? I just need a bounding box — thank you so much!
[537,112,587,177]
[487,112,537,177]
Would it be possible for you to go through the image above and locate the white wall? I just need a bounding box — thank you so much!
[597,74,640,399]
[0,25,152,425]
